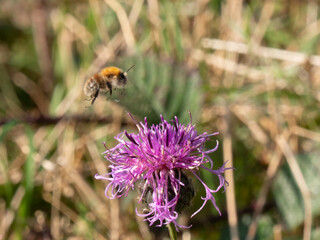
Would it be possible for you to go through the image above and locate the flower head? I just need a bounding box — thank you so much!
[95,114,232,229]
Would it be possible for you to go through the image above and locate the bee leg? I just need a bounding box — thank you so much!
[106,82,112,100]
[91,88,100,105]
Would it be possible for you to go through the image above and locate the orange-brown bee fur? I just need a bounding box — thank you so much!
[84,65,134,105]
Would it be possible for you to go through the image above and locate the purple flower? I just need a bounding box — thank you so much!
[95,114,232,229]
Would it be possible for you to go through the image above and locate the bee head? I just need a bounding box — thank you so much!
[117,72,127,85]
[116,65,134,86]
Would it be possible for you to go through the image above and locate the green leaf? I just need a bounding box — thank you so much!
[219,214,274,240]
[0,120,18,201]
[49,83,65,114]
[272,152,320,229]
[18,126,35,219]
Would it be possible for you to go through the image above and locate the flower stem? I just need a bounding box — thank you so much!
[167,222,177,240]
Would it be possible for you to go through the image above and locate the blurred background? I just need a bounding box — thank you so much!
[1,0,320,239]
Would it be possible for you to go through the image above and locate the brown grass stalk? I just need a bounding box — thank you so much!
[246,150,283,240]
[104,0,135,51]
[201,38,320,66]
[221,106,239,240]
[276,135,312,240]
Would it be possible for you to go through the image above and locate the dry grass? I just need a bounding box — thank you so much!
[1,0,320,239]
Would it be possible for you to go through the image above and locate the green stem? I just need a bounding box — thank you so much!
[167,222,178,240]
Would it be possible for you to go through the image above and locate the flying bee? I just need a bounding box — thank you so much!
[84,65,134,105]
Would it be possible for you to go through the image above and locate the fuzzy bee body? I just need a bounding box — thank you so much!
[84,65,134,105]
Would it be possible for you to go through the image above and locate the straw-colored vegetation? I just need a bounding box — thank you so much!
[1,0,320,239]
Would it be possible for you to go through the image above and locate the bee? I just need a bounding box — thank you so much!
[84,65,134,105]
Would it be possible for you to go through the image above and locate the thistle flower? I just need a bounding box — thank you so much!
[95,114,232,229]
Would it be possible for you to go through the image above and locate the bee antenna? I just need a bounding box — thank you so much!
[126,65,135,73]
